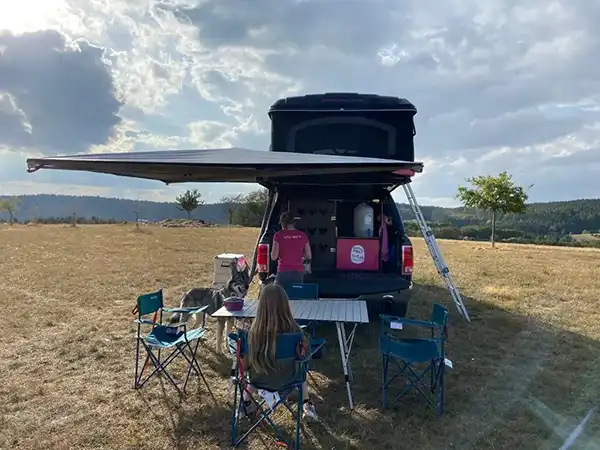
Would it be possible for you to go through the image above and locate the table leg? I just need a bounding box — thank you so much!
[339,323,353,382]
[216,318,226,353]
[335,321,355,410]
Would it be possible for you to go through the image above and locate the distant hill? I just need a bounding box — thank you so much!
[396,199,600,235]
[2,194,600,237]
[0,194,229,224]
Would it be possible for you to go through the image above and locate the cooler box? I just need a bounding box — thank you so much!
[212,253,247,288]
[336,238,380,271]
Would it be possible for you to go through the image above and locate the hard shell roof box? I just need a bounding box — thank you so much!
[268,92,417,114]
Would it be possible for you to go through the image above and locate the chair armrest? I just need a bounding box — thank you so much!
[379,314,439,329]
[134,318,158,325]
[385,335,446,345]
[162,305,209,314]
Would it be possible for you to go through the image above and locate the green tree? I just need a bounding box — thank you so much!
[220,193,244,225]
[0,197,20,225]
[175,189,203,219]
[456,172,528,247]
[232,188,269,227]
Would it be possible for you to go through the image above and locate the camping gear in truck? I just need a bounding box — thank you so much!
[353,202,374,238]
[336,238,380,271]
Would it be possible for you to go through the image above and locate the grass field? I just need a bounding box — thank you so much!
[1,224,599,450]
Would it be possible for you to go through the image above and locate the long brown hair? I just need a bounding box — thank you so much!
[247,283,301,374]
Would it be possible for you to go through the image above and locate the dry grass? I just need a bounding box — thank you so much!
[1,224,599,450]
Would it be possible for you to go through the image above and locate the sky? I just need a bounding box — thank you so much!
[1,0,599,207]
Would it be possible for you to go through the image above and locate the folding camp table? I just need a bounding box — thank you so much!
[212,299,369,409]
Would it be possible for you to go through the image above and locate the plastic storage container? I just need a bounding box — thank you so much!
[353,203,374,238]
[212,253,247,289]
[336,238,380,271]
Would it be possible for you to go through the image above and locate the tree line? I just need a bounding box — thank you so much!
[172,188,269,227]
[172,171,599,248]
[4,171,600,248]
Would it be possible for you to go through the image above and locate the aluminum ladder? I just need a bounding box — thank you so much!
[403,183,471,322]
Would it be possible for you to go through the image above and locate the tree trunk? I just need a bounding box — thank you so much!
[491,210,496,248]
[187,210,191,220]
[8,210,13,226]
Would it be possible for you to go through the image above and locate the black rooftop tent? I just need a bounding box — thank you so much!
[26,147,423,184]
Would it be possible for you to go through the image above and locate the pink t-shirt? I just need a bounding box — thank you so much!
[273,229,308,272]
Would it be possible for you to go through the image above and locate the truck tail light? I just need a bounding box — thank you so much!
[401,245,413,276]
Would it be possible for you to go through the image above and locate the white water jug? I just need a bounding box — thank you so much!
[353,203,374,238]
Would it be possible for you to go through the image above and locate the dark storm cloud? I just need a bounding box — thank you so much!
[164,0,403,56]
[0,30,123,155]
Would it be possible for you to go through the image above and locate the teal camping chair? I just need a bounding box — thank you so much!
[133,289,211,395]
[379,303,449,415]
[280,282,326,359]
[228,329,323,449]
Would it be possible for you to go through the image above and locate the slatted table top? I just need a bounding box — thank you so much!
[212,299,369,324]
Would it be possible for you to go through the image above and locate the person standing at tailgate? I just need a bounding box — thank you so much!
[270,212,312,284]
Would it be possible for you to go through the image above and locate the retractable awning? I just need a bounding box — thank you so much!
[26,147,423,184]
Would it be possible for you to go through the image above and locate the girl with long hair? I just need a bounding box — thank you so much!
[239,283,317,420]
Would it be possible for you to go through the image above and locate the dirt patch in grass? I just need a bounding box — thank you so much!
[0,225,599,449]
[571,233,600,243]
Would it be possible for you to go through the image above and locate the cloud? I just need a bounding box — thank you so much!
[0,29,122,155]
[170,0,600,158]
[2,0,600,207]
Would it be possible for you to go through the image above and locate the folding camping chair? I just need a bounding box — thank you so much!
[133,289,211,396]
[228,329,323,449]
[379,303,449,415]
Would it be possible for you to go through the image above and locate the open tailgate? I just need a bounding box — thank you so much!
[26,147,423,184]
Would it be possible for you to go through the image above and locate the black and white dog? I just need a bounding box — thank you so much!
[169,261,251,352]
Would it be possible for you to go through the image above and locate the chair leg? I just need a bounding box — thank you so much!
[437,360,445,416]
[147,347,184,396]
[137,343,189,395]
[430,358,435,393]
[231,379,241,446]
[134,337,141,389]
[295,385,303,450]
[232,382,303,448]
[188,343,215,400]
[135,347,152,389]
[181,340,200,393]
[381,353,388,408]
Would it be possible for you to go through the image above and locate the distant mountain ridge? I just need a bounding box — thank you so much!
[1,194,600,235]
[396,198,600,235]
[0,194,229,224]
